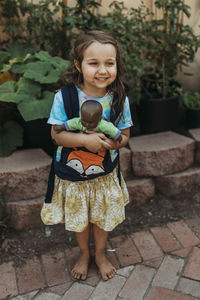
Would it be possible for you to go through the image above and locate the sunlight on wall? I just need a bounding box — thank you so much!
[179,0,200,91]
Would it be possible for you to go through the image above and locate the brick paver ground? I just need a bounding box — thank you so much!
[1,218,200,299]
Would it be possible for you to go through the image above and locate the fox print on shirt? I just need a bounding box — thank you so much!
[66,148,106,176]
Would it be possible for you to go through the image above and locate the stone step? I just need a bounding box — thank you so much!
[129,131,195,177]
[1,130,199,230]
[0,149,51,202]
[156,166,200,197]
[5,176,156,230]
[126,178,155,207]
[189,128,200,164]
[119,147,132,179]
[5,197,44,230]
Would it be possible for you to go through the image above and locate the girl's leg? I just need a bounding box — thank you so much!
[72,224,90,280]
[92,224,116,281]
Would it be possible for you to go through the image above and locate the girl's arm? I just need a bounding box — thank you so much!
[100,128,130,150]
[51,126,110,152]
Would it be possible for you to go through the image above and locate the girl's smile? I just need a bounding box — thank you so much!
[77,42,117,98]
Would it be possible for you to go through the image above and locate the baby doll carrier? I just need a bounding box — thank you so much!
[45,83,125,203]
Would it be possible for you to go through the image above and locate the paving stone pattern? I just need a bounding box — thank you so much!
[1,218,200,299]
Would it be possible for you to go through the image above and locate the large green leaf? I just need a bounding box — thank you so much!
[0,51,10,69]
[7,42,36,59]
[0,121,23,157]
[35,51,69,72]
[15,78,41,102]
[35,51,53,62]
[10,63,28,74]
[24,61,60,83]
[0,81,18,103]
[17,91,54,121]
[50,56,69,73]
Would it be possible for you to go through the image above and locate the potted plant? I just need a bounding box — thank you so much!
[0,43,68,157]
[181,91,200,128]
[136,0,200,134]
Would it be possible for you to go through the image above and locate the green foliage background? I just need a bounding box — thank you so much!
[0,0,199,156]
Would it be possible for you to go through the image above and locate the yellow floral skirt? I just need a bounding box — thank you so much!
[41,168,129,232]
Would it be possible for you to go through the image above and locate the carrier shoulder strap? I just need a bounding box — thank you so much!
[45,84,78,203]
[110,92,119,124]
[61,84,79,119]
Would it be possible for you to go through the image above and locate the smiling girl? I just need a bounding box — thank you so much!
[41,30,133,281]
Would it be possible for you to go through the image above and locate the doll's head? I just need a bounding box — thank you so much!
[81,100,102,130]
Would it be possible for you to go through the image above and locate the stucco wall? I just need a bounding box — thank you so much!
[179,0,200,91]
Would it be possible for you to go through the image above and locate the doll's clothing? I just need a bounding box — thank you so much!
[65,117,121,140]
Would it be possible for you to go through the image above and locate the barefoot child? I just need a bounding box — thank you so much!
[41,30,133,281]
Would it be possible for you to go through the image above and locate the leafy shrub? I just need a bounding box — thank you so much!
[181,91,200,110]
[0,44,68,156]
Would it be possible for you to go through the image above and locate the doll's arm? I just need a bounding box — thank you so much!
[53,117,85,134]
[96,120,122,143]
[53,124,66,133]
[64,117,86,131]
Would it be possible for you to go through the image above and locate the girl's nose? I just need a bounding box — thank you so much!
[98,64,107,73]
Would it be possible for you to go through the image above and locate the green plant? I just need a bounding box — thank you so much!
[0,44,69,156]
[140,0,200,100]
[0,0,64,56]
[0,0,102,59]
[101,1,151,103]
[181,91,200,110]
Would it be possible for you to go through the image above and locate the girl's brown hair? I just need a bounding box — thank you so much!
[62,30,125,121]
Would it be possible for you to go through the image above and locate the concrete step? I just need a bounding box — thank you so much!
[189,128,200,164]
[2,130,200,230]
[129,131,195,177]
[119,147,132,179]
[156,166,200,197]
[5,197,44,230]
[0,149,51,202]
[126,178,155,207]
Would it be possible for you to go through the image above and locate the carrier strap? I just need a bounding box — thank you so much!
[61,84,79,118]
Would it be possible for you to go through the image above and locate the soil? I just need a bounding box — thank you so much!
[1,192,200,267]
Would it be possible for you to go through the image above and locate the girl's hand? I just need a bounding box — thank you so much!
[100,128,130,150]
[100,136,118,150]
[83,132,110,152]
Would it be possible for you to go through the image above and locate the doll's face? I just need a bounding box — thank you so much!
[81,100,102,130]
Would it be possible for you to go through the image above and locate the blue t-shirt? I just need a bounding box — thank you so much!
[48,87,133,129]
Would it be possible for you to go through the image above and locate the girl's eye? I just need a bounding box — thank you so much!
[89,62,97,65]
[107,62,114,66]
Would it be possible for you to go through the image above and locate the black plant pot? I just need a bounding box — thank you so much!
[186,109,200,129]
[138,95,179,134]
[22,118,54,156]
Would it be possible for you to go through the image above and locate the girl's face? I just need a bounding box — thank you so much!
[76,41,117,97]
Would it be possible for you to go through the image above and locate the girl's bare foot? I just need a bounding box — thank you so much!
[71,252,90,280]
[95,252,116,281]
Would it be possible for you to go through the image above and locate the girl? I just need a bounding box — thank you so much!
[41,30,133,281]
